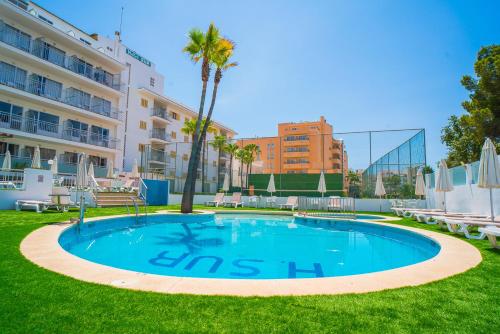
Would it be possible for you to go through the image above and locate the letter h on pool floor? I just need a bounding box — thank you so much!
[288,262,324,278]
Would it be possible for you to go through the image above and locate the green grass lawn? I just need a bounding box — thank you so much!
[0,206,499,333]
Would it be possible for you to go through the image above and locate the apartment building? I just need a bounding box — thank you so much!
[0,0,236,191]
[238,116,348,176]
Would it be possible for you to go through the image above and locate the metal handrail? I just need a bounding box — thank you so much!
[138,177,148,218]
[0,21,124,92]
[0,64,124,121]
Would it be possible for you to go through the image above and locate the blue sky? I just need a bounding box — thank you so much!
[36,0,499,169]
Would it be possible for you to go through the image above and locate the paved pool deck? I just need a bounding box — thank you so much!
[20,211,482,297]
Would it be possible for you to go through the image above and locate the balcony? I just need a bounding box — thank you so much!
[283,163,310,170]
[0,22,124,92]
[149,128,171,142]
[0,111,119,149]
[283,151,309,158]
[0,67,123,121]
[149,148,171,164]
[150,107,171,122]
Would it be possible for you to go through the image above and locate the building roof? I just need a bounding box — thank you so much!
[137,87,237,135]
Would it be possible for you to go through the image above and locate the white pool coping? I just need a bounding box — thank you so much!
[20,211,482,297]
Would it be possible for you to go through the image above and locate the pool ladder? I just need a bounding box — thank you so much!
[125,196,147,223]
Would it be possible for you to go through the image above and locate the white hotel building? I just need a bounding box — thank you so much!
[0,0,236,192]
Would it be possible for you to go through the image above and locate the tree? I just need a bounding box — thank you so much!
[235,148,248,192]
[181,23,220,213]
[224,143,239,190]
[209,135,227,190]
[442,45,500,167]
[191,38,237,195]
[242,144,260,189]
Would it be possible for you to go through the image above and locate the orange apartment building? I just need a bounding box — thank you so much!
[238,116,348,177]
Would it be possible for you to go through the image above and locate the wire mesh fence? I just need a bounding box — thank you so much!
[139,128,426,198]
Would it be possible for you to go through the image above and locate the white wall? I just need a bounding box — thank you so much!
[0,169,52,210]
[167,194,424,212]
[426,184,500,216]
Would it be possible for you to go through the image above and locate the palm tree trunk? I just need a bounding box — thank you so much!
[217,149,221,190]
[187,80,220,201]
[181,77,208,213]
[201,140,206,192]
[229,154,233,191]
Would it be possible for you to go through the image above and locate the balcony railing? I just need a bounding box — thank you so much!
[149,128,171,142]
[0,70,123,120]
[149,149,171,164]
[0,112,119,149]
[150,107,171,121]
[0,21,124,92]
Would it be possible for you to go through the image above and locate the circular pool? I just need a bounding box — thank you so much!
[59,213,440,280]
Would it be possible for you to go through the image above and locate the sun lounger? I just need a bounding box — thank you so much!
[205,193,225,207]
[280,196,298,211]
[442,217,500,240]
[16,200,50,213]
[430,213,489,228]
[327,196,341,211]
[48,187,77,212]
[478,226,500,248]
[224,192,243,208]
[266,196,277,208]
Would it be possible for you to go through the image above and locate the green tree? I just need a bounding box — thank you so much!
[442,45,500,167]
[209,135,227,190]
[181,23,221,212]
[224,143,239,190]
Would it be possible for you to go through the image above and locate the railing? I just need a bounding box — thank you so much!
[0,168,24,188]
[0,69,123,121]
[149,149,170,163]
[0,21,124,92]
[138,177,148,217]
[297,196,356,215]
[149,128,171,141]
[0,112,119,149]
[150,107,171,121]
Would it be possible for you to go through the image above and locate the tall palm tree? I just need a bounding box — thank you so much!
[224,142,239,190]
[235,148,247,192]
[243,144,260,189]
[191,38,237,195]
[181,23,220,213]
[209,135,227,190]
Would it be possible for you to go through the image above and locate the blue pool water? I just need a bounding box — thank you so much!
[59,214,440,279]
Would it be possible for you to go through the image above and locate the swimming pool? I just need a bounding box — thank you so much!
[59,213,440,280]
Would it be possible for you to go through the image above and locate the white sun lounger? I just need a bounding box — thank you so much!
[478,226,500,248]
[442,218,500,240]
[327,196,341,211]
[224,192,243,208]
[280,196,298,211]
[205,193,225,207]
[16,200,51,213]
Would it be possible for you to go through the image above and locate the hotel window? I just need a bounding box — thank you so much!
[139,121,147,130]
[184,135,189,143]
[170,111,178,120]
[62,152,78,164]
[213,161,217,167]
[38,15,54,25]
[88,155,107,168]
[26,110,60,133]
[140,98,148,108]
[150,77,155,87]
[0,101,23,130]
[65,87,90,110]
[29,75,63,101]
[39,148,56,160]
[31,39,66,67]
[91,96,112,116]
[1,24,31,52]
[0,142,20,156]
[170,151,176,158]
[183,154,189,161]
[138,144,145,152]
[171,131,177,139]
[67,56,93,78]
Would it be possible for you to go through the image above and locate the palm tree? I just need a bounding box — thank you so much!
[181,118,215,192]
[235,148,247,192]
[243,144,260,189]
[181,23,220,213]
[210,135,227,190]
[191,38,237,195]
[225,142,239,190]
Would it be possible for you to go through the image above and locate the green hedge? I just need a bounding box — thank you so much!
[247,173,344,197]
